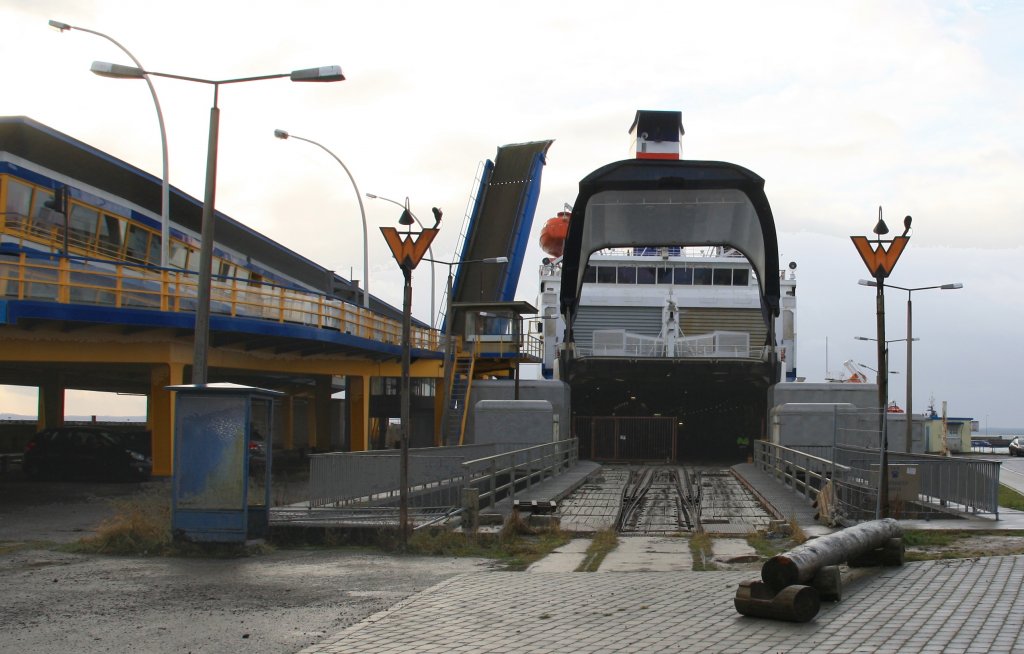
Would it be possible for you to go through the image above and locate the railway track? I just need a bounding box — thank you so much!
[617,465,703,533]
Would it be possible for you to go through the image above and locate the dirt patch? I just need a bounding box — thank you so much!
[907,534,1024,560]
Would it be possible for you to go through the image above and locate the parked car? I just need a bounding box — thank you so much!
[1009,437,1024,457]
[23,427,152,481]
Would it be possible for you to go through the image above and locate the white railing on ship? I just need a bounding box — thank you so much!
[577,345,770,360]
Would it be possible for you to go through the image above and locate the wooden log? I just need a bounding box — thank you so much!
[811,565,842,602]
[849,537,905,568]
[761,518,902,591]
[734,580,821,622]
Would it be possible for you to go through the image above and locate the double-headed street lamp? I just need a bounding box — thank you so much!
[91,61,344,384]
[49,19,171,268]
[274,130,369,308]
[859,280,963,453]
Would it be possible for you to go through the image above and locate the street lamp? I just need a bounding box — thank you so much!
[366,194,437,324]
[859,280,963,453]
[424,255,508,446]
[91,61,343,384]
[850,208,912,518]
[274,129,369,308]
[50,19,171,268]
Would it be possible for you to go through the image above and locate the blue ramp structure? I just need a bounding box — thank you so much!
[447,140,552,339]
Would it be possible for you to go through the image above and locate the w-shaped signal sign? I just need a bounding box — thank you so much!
[850,235,909,279]
[381,226,438,270]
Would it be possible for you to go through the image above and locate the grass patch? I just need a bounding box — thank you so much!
[689,532,716,571]
[788,516,808,544]
[0,541,57,555]
[746,532,790,558]
[576,528,618,572]
[392,511,569,570]
[999,485,1024,511]
[66,488,173,556]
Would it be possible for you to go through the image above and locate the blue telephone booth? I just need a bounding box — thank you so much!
[168,383,282,543]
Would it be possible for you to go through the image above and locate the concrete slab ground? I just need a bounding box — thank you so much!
[598,536,693,572]
[299,556,1024,654]
[525,538,590,573]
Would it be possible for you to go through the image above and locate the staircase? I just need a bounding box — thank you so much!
[441,344,477,446]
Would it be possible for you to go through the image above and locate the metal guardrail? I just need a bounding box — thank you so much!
[755,441,1002,522]
[0,251,442,350]
[461,438,578,510]
[307,443,510,509]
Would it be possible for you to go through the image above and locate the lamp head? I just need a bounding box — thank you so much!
[858,279,877,287]
[48,19,72,31]
[398,209,415,226]
[289,66,345,82]
[941,283,964,290]
[273,129,289,140]
[91,61,145,79]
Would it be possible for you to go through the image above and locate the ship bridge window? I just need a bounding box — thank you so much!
[4,178,32,229]
[674,267,693,285]
[148,235,160,266]
[712,268,732,285]
[97,214,125,257]
[596,266,616,284]
[582,265,596,284]
[636,266,656,284]
[693,267,713,285]
[616,266,636,284]
[733,269,750,286]
[30,189,63,238]
[68,203,99,250]
[125,224,151,264]
[657,267,673,284]
[169,241,188,269]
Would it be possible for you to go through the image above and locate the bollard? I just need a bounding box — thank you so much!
[461,487,479,532]
[734,580,820,623]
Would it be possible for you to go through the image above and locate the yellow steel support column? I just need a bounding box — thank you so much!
[147,362,183,477]
[348,375,369,451]
[315,376,332,452]
[36,374,65,431]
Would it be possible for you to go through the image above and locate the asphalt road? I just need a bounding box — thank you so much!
[0,472,491,654]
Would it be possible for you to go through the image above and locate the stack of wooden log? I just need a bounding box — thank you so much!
[735,518,905,622]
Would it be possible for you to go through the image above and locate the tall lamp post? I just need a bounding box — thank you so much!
[850,208,911,518]
[424,255,508,446]
[366,194,437,325]
[859,280,963,453]
[380,203,440,548]
[91,61,344,384]
[273,129,369,308]
[50,19,171,268]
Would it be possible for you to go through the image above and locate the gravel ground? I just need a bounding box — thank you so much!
[0,471,491,654]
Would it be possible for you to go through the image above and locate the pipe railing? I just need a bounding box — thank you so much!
[461,438,578,510]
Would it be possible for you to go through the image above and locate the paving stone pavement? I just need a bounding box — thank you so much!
[299,555,1024,653]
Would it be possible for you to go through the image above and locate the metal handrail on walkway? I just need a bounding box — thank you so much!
[754,440,1002,522]
[0,251,442,350]
[461,438,578,510]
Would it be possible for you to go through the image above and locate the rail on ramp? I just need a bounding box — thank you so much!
[448,140,553,338]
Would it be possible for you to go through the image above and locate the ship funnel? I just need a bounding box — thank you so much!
[629,110,684,160]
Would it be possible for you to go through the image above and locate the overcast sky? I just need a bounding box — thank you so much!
[3,0,1022,427]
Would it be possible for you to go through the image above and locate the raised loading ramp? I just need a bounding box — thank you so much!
[447,140,552,338]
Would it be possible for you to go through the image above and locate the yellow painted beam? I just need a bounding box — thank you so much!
[148,362,183,477]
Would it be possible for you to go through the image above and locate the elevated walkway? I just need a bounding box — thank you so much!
[480,460,601,520]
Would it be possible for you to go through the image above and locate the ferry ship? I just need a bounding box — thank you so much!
[534,111,796,461]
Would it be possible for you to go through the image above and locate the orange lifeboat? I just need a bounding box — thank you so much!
[539,211,570,258]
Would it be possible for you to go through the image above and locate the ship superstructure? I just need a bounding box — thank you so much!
[536,110,796,460]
